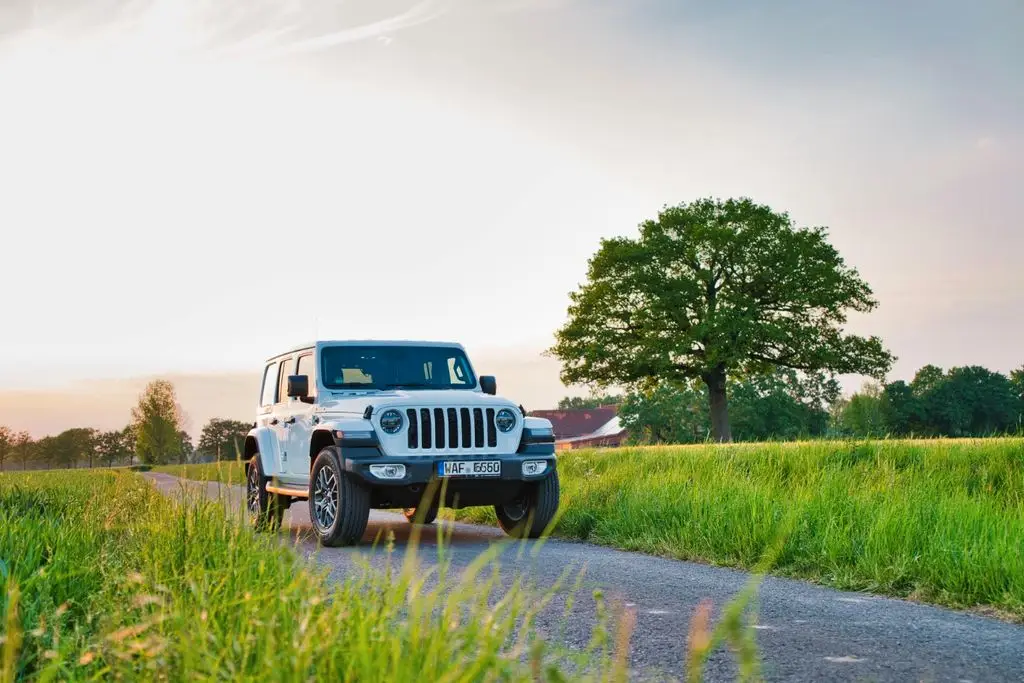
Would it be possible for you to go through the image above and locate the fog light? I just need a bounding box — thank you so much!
[369,464,406,479]
[522,460,547,476]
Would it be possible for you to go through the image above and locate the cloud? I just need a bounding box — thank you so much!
[254,0,454,57]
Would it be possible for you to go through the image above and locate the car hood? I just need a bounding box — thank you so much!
[315,389,517,417]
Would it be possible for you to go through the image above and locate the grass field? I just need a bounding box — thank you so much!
[0,470,638,681]
[156,438,1024,621]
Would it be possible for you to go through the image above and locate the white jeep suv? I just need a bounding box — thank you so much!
[244,340,559,546]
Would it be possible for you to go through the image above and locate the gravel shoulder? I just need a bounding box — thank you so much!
[144,471,1024,682]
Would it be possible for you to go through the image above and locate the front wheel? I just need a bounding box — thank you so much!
[496,470,560,539]
[309,447,370,547]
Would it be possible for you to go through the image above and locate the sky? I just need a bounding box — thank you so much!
[0,0,1021,438]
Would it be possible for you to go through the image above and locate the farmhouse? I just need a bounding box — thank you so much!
[528,405,627,451]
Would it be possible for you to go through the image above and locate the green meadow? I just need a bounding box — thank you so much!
[157,438,1024,620]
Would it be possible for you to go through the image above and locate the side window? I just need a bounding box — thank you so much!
[260,362,279,407]
[297,354,316,398]
[277,356,293,404]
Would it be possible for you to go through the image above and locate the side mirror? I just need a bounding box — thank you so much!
[287,375,309,399]
[480,375,497,396]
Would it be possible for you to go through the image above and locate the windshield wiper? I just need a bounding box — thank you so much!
[382,382,434,389]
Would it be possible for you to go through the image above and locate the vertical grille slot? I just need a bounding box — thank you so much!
[406,409,418,449]
[460,408,471,448]
[420,408,432,448]
[398,405,501,451]
[486,408,497,448]
[447,408,459,449]
[434,408,446,449]
[473,408,484,448]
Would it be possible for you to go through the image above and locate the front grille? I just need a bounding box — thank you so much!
[406,407,499,450]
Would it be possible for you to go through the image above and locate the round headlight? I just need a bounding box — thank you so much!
[379,409,404,434]
[495,408,517,433]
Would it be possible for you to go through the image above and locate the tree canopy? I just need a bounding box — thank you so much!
[551,197,894,441]
[131,379,187,465]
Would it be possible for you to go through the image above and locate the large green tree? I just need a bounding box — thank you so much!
[551,197,894,441]
[131,380,186,465]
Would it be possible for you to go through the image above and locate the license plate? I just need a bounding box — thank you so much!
[438,460,501,477]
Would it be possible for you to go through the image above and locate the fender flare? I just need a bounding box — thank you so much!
[244,427,280,477]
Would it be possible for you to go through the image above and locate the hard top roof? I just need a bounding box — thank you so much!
[265,339,466,361]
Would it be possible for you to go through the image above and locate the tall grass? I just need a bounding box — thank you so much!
[1,470,642,681]
[154,438,1024,619]
[461,438,1023,619]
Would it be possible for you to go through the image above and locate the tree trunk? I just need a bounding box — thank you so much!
[704,368,733,442]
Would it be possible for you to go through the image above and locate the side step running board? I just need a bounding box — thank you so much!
[266,484,309,499]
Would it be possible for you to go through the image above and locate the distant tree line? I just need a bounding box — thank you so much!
[832,364,1024,439]
[558,363,1024,444]
[0,380,252,472]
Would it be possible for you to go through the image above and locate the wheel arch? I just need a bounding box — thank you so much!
[309,429,337,470]
[244,428,279,477]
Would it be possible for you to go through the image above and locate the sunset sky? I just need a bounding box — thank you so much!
[1,0,1021,437]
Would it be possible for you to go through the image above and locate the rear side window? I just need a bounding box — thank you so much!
[277,357,293,404]
[297,353,316,397]
[260,362,279,407]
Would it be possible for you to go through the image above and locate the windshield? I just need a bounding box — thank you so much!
[320,345,477,391]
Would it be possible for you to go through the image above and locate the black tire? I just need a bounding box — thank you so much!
[246,454,285,532]
[495,469,560,539]
[403,505,438,525]
[309,447,370,547]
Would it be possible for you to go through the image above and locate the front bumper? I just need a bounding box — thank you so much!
[341,450,556,487]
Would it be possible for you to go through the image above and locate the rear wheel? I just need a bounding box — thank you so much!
[496,470,560,539]
[246,454,285,532]
[309,447,370,547]
[403,505,438,525]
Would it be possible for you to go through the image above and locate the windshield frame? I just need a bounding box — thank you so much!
[317,344,478,392]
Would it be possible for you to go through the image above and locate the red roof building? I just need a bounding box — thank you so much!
[528,406,628,450]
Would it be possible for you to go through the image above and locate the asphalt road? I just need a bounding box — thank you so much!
[144,472,1023,682]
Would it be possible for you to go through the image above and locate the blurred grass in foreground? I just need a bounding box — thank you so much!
[1,470,651,681]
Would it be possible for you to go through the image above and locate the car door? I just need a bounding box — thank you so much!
[284,351,317,483]
[271,355,296,476]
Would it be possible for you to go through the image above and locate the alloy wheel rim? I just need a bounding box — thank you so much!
[247,466,261,516]
[502,497,528,522]
[313,466,339,530]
